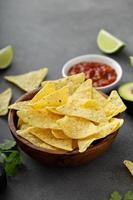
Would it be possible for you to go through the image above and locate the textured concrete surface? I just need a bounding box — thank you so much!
[0,0,133,199]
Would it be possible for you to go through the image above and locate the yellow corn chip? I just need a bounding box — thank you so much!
[31,82,56,103]
[52,129,69,139]
[17,108,62,129]
[17,129,57,151]
[106,90,127,118]
[124,160,133,176]
[57,116,98,139]
[92,88,107,107]
[9,100,31,110]
[78,118,124,152]
[68,79,92,106]
[32,86,69,109]
[0,88,12,116]
[46,107,64,115]
[41,73,85,94]
[5,68,48,92]
[28,127,73,151]
[57,105,107,123]
[17,118,23,128]
[20,123,30,130]
[81,99,100,109]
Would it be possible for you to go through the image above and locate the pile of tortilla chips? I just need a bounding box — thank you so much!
[9,73,126,153]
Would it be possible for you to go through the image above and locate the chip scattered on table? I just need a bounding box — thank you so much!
[5,67,48,92]
[0,88,12,116]
[10,73,126,152]
[124,160,133,176]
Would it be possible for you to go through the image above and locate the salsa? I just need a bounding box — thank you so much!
[68,62,117,87]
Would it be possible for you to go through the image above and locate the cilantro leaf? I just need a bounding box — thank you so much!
[123,191,133,200]
[4,150,23,176]
[109,191,122,200]
[0,139,16,150]
[0,152,6,163]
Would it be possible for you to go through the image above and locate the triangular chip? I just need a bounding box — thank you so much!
[57,105,107,123]
[5,68,48,92]
[31,82,56,103]
[20,123,30,130]
[51,129,69,139]
[32,86,69,109]
[17,129,57,151]
[41,73,85,94]
[78,118,124,152]
[46,107,64,115]
[67,79,92,106]
[28,127,73,151]
[57,116,98,139]
[0,88,12,116]
[105,90,126,118]
[92,88,107,107]
[17,108,61,129]
[124,160,133,176]
[9,100,31,110]
[81,99,100,109]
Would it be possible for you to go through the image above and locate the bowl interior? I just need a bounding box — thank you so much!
[62,54,123,90]
[8,88,119,156]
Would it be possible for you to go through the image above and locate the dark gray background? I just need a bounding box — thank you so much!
[0,0,133,199]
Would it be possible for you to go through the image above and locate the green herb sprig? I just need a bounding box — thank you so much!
[0,139,23,176]
[109,191,133,200]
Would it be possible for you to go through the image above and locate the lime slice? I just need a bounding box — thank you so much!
[0,46,13,69]
[97,29,125,54]
[129,56,133,66]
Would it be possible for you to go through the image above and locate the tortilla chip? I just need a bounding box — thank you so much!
[106,90,127,118]
[9,100,31,110]
[78,118,124,152]
[56,79,107,123]
[52,129,69,139]
[5,68,48,92]
[17,108,62,129]
[92,88,107,107]
[41,73,85,94]
[81,99,100,109]
[0,88,12,116]
[31,82,56,103]
[32,86,69,109]
[57,116,98,139]
[68,79,92,106]
[46,107,64,115]
[124,160,133,176]
[28,127,73,151]
[17,118,23,128]
[17,129,57,150]
[20,123,30,130]
[57,105,107,123]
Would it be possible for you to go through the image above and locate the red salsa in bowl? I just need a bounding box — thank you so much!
[68,62,117,87]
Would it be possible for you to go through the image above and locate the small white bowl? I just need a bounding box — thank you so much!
[62,54,123,93]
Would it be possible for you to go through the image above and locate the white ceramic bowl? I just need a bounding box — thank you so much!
[62,54,123,93]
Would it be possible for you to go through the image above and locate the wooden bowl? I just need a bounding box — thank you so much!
[8,89,119,167]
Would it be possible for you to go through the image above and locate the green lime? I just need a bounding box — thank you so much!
[0,46,13,69]
[97,29,125,54]
[129,56,133,66]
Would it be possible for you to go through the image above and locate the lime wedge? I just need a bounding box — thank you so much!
[97,29,125,54]
[129,56,133,66]
[0,46,13,69]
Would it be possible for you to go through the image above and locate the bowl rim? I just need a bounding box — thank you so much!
[62,54,123,90]
[8,88,119,156]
